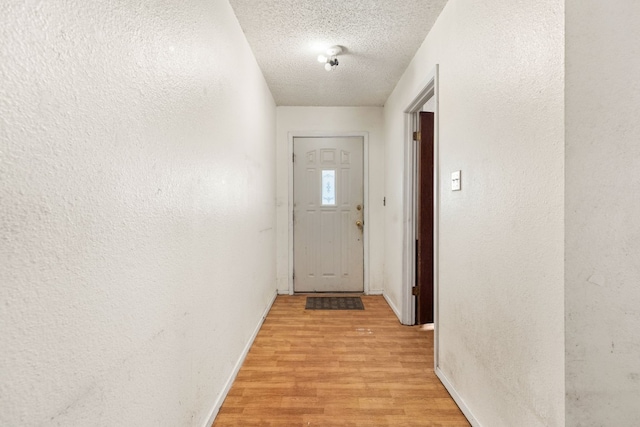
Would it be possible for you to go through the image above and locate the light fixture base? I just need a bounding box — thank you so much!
[325,46,343,56]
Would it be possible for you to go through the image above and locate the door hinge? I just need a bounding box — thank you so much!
[292,270,295,280]
[413,131,421,141]
[383,197,386,206]
[292,153,296,162]
[412,286,420,296]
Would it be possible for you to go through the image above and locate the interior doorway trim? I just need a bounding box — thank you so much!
[401,65,440,361]
[287,131,370,295]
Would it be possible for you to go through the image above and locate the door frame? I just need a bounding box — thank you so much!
[287,132,370,295]
[401,65,440,362]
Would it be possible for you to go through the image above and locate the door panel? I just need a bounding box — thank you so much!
[416,112,434,324]
[294,137,364,292]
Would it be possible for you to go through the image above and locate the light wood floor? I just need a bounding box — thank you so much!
[213,295,470,427]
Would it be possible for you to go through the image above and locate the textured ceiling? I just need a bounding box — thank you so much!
[229,0,448,106]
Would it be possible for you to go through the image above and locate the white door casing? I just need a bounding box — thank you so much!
[293,137,364,292]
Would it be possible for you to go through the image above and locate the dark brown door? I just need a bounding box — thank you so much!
[416,112,434,324]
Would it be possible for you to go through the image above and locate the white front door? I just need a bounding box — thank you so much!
[293,137,364,292]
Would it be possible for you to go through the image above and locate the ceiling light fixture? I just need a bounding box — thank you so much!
[317,45,343,72]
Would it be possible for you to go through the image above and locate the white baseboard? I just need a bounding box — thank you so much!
[382,292,402,322]
[202,291,278,427]
[435,366,480,426]
[367,289,383,295]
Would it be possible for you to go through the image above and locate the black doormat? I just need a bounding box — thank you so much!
[305,297,364,310]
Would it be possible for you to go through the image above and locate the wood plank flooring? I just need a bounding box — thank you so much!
[212,295,469,427]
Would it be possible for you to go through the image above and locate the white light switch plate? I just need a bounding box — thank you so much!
[451,170,461,191]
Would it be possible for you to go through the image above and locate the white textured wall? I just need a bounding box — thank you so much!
[0,1,276,426]
[383,1,565,425]
[275,107,385,293]
[565,1,640,425]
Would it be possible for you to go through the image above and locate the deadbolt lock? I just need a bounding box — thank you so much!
[356,204,362,211]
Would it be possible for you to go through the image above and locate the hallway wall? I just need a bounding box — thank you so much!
[383,0,565,425]
[0,0,276,426]
[275,107,385,293]
[565,1,640,424]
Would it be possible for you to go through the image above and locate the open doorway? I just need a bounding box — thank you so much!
[401,66,439,340]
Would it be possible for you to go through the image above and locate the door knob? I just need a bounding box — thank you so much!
[356,220,363,228]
